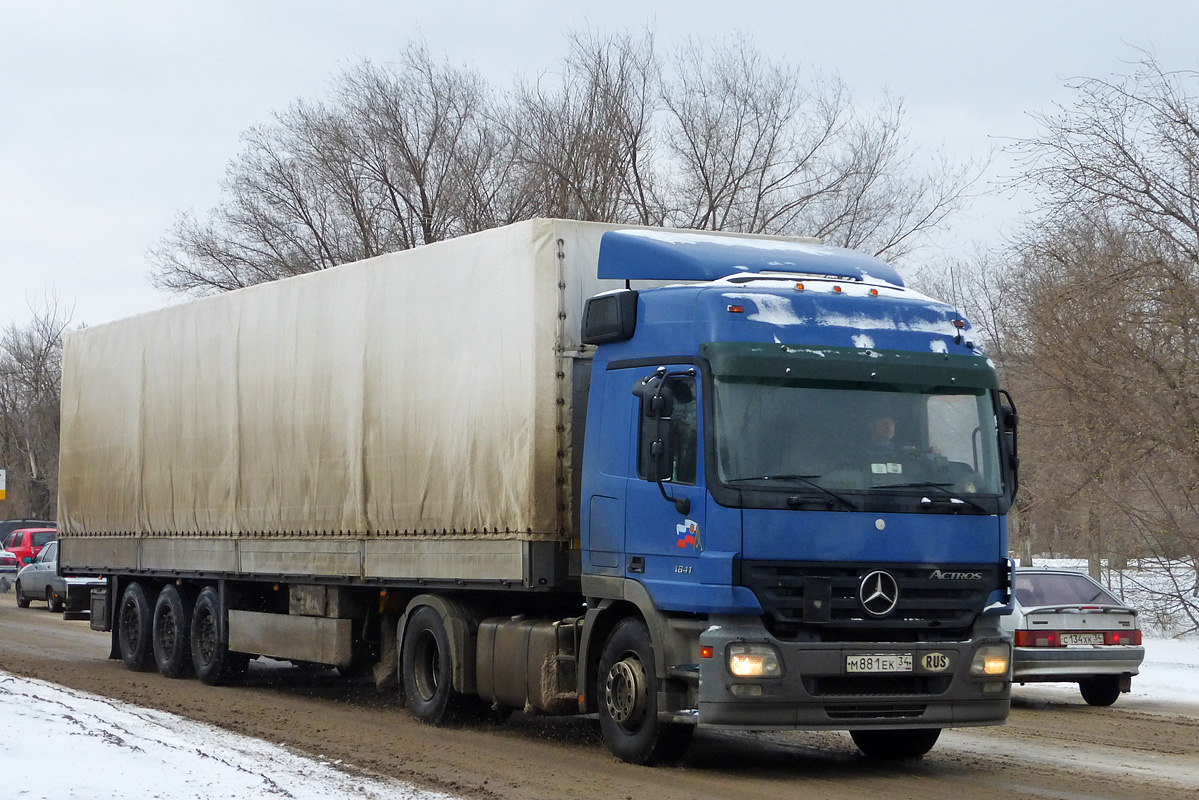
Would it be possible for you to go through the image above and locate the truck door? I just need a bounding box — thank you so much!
[624,367,707,603]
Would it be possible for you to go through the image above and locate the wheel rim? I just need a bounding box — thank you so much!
[604,655,648,731]
[195,609,217,664]
[119,599,142,652]
[157,608,178,655]
[411,629,441,702]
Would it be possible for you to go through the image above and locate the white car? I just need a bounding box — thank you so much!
[14,541,104,613]
[1002,567,1145,706]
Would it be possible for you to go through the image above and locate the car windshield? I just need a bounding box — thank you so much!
[1015,572,1121,606]
[713,378,1003,496]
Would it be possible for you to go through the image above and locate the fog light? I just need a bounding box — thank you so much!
[982,681,1007,694]
[970,643,1011,677]
[727,643,782,678]
[729,684,764,698]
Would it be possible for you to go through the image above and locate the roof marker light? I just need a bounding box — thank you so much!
[952,319,966,329]
[795,283,805,291]
[869,288,879,296]
[833,285,842,293]
[727,304,744,314]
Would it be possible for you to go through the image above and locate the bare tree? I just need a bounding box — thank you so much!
[152,43,503,294]
[510,30,664,224]
[660,37,980,258]
[0,299,72,519]
[999,51,1199,617]
[151,33,980,295]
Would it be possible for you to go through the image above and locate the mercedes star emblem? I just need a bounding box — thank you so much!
[859,570,900,617]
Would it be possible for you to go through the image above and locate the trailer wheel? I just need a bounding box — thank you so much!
[118,582,156,672]
[597,617,693,765]
[153,585,195,679]
[850,728,941,759]
[15,581,30,608]
[401,605,479,725]
[1079,675,1122,707]
[46,587,64,613]
[190,587,249,686]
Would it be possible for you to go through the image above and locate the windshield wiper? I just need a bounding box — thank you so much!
[727,474,858,511]
[875,481,987,512]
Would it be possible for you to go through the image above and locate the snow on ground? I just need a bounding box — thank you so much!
[0,671,454,800]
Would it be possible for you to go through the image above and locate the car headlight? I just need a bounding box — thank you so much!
[970,643,1011,677]
[727,643,782,678]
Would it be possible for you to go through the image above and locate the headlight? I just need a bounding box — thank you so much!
[727,643,782,678]
[969,643,1011,677]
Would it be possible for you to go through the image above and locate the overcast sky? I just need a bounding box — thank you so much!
[3,1,1198,329]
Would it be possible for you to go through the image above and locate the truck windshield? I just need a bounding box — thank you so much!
[713,378,1004,498]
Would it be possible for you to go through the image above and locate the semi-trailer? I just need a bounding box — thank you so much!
[58,218,1017,764]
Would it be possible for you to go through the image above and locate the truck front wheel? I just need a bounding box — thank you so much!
[597,617,693,765]
[153,585,195,679]
[118,582,156,672]
[400,605,481,725]
[190,587,249,685]
[850,728,941,759]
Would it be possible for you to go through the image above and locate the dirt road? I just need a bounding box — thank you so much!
[2,600,1196,800]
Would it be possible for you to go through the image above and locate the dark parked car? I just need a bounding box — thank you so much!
[1001,567,1145,706]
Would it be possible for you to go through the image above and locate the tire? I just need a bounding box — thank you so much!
[118,582,156,672]
[189,587,249,686]
[46,587,64,613]
[850,728,941,760]
[597,617,694,765]
[153,584,195,679]
[400,605,482,725]
[1079,675,1122,707]
[15,581,30,608]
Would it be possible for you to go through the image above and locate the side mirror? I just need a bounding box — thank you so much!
[582,289,639,344]
[999,389,1019,495]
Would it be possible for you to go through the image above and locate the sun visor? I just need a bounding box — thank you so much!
[597,229,904,286]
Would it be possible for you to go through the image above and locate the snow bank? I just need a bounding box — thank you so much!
[0,672,453,800]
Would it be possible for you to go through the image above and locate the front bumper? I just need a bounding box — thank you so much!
[1012,645,1144,682]
[697,616,1010,730]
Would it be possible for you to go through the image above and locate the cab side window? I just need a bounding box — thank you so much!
[637,376,698,485]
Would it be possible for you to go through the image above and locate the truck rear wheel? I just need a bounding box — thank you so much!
[153,585,195,679]
[401,605,480,725]
[118,582,156,672]
[597,617,693,765]
[190,587,249,685]
[850,728,941,759]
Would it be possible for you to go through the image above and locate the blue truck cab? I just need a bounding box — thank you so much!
[577,228,1017,762]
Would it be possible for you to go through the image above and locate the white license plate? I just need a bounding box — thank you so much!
[1059,632,1105,645]
[846,653,913,673]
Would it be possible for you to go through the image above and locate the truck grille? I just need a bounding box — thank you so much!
[739,561,1000,642]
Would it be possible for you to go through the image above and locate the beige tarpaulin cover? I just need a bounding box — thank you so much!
[58,219,623,541]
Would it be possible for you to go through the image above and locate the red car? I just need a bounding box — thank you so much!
[3,527,56,566]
